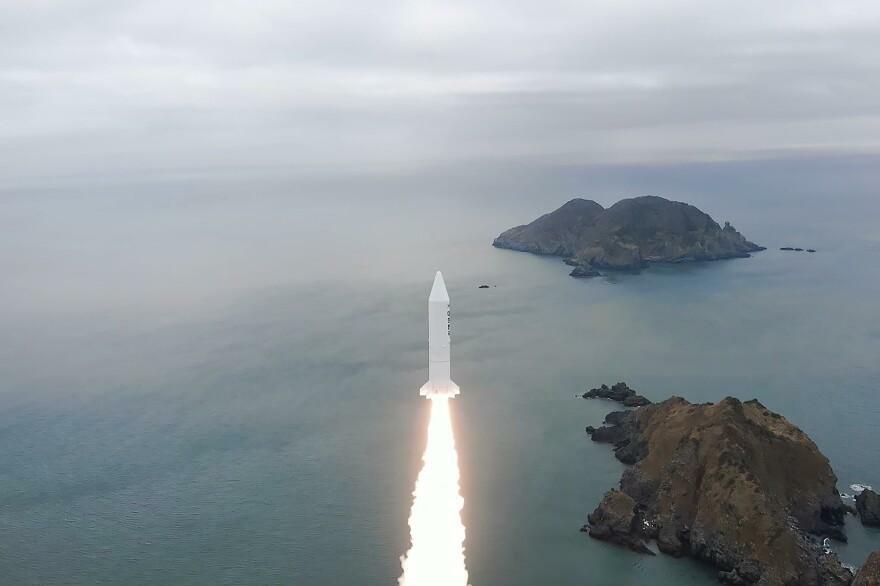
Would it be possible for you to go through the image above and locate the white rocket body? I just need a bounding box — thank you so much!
[419,271,460,398]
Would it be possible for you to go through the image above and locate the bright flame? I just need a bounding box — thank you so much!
[399,396,469,586]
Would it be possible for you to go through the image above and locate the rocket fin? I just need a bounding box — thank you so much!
[420,380,460,398]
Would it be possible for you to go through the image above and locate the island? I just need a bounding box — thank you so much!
[493,196,764,276]
[581,388,863,585]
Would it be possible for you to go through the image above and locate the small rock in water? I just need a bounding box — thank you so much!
[780,246,817,253]
[569,265,601,278]
[583,382,651,406]
[856,489,880,527]
[478,284,490,289]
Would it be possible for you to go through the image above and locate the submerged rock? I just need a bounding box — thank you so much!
[493,196,763,274]
[584,396,852,585]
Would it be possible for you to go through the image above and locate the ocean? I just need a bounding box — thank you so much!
[1,158,878,584]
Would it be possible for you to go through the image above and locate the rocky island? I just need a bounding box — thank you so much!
[493,196,764,277]
[581,387,869,585]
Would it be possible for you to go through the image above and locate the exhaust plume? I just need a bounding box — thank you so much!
[399,396,469,586]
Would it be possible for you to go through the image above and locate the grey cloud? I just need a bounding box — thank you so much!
[1,0,880,185]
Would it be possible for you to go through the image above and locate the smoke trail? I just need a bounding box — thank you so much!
[399,396,469,586]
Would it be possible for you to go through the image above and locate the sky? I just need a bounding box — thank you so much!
[2,0,880,186]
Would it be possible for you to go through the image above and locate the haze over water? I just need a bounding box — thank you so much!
[1,158,879,584]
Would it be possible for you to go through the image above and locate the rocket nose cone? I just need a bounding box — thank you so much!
[429,271,449,301]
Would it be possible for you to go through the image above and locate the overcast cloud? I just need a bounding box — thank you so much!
[2,0,880,185]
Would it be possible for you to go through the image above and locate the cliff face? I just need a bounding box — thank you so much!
[853,551,880,586]
[493,196,764,273]
[586,396,852,585]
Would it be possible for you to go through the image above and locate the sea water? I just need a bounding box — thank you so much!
[1,159,878,584]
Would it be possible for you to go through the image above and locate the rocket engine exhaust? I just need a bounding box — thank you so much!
[398,396,468,586]
[399,271,469,586]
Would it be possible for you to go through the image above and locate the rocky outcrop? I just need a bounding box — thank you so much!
[856,489,880,527]
[569,265,601,278]
[853,551,880,586]
[582,489,654,555]
[583,382,652,407]
[494,196,764,274]
[584,396,853,585]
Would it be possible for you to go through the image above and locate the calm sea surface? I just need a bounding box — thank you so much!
[1,160,879,584]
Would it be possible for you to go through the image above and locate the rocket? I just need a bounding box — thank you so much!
[419,271,460,398]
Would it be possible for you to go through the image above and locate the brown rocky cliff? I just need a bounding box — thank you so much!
[853,551,880,586]
[586,396,852,585]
